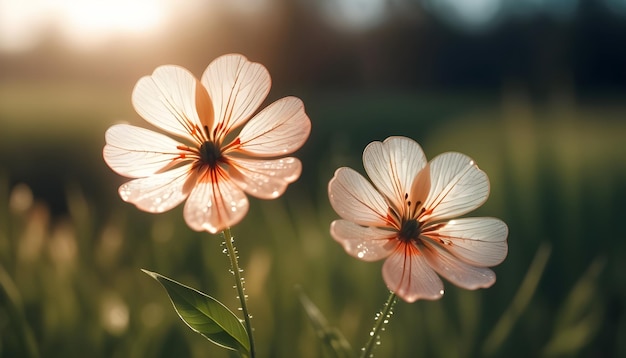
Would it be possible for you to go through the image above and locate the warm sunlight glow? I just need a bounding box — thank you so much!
[56,0,167,49]
[0,0,171,53]
[0,0,49,53]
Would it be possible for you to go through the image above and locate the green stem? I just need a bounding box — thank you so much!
[360,291,397,358]
[221,227,256,358]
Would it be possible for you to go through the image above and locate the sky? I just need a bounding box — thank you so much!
[1,0,624,54]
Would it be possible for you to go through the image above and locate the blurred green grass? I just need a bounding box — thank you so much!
[1,84,625,357]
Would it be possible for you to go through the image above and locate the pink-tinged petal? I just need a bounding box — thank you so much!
[422,241,496,290]
[330,220,397,261]
[103,124,189,178]
[235,97,311,157]
[422,218,508,267]
[422,152,489,221]
[118,165,191,213]
[201,54,270,140]
[363,137,427,210]
[408,163,431,215]
[328,168,391,227]
[183,167,249,233]
[132,65,211,142]
[227,157,302,199]
[382,244,444,302]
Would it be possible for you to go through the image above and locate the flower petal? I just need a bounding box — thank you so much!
[227,157,302,199]
[132,65,212,142]
[363,137,427,210]
[118,165,191,213]
[328,167,391,227]
[409,163,431,215]
[422,217,508,267]
[103,124,189,178]
[183,167,249,233]
[201,54,270,140]
[235,96,311,157]
[330,220,397,261]
[422,241,496,290]
[423,152,489,221]
[382,244,444,302]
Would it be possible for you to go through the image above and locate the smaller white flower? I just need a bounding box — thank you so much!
[328,136,508,302]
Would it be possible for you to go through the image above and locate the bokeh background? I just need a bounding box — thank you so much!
[1,0,626,357]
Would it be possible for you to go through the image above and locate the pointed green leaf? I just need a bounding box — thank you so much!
[297,286,354,358]
[142,269,250,355]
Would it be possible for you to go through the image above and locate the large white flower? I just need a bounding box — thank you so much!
[328,136,508,302]
[104,54,311,233]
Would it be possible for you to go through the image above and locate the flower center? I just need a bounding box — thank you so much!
[199,141,222,168]
[398,218,421,243]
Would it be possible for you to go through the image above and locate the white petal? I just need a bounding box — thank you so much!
[422,241,496,290]
[330,220,397,261]
[423,152,489,221]
[201,54,270,140]
[422,218,508,267]
[118,165,191,213]
[103,124,188,178]
[363,137,427,210]
[408,163,431,215]
[132,65,211,142]
[183,167,249,233]
[328,168,391,227]
[227,157,302,199]
[235,97,311,157]
[382,244,444,302]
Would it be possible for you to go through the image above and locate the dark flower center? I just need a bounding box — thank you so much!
[398,218,421,243]
[199,141,222,168]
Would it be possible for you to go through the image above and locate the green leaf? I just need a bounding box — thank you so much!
[296,286,354,358]
[142,269,250,356]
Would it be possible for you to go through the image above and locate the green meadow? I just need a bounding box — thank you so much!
[1,82,625,357]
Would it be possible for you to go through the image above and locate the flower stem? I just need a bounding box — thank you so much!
[221,227,256,358]
[360,291,397,358]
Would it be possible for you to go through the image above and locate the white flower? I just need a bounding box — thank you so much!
[104,54,311,233]
[328,136,508,302]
